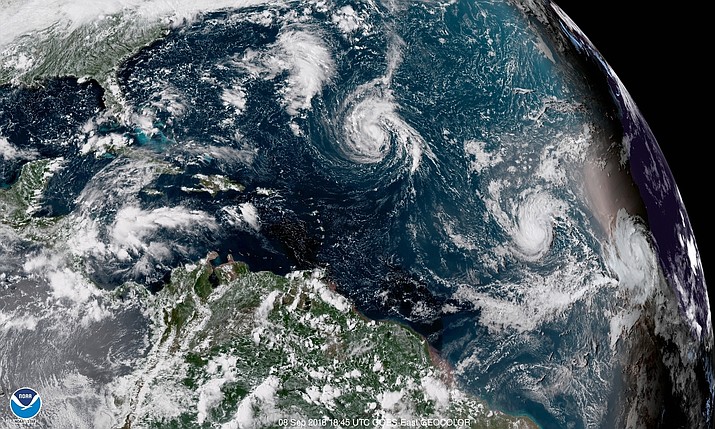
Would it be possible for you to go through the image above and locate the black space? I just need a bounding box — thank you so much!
[552,1,712,303]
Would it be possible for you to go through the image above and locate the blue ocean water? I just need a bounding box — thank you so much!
[2,1,711,427]
[0,3,603,427]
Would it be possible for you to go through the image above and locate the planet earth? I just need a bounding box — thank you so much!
[0,0,712,428]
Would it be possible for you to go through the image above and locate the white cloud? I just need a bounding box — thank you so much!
[110,205,217,259]
[274,29,335,116]
[0,0,271,51]
[237,28,334,117]
[0,135,37,160]
[221,87,247,114]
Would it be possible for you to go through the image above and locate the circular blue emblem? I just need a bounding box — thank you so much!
[9,387,42,420]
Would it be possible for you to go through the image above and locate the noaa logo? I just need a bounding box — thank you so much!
[9,388,42,420]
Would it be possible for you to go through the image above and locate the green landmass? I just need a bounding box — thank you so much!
[117,257,538,429]
[0,13,168,112]
[180,174,246,197]
[0,157,63,237]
